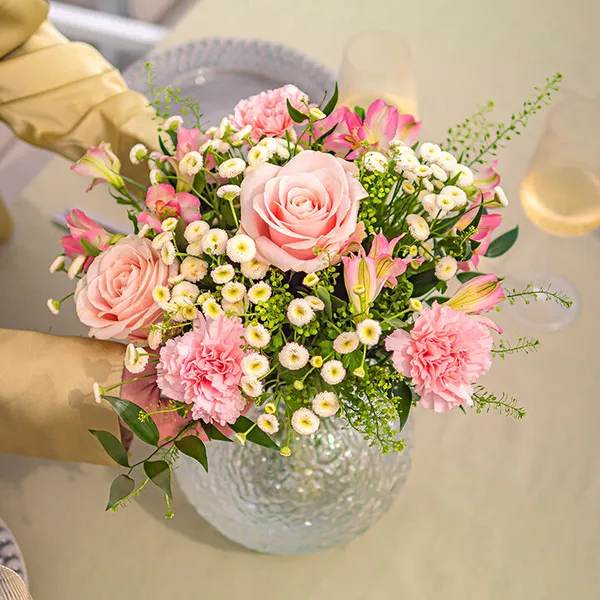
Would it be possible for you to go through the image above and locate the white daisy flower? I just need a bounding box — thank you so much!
[222,300,245,315]
[211,139,231,153]
[183,220,209,244]
[257,413,279,434]
[172,281,200,303]
[403,170,419,183]
[93,382,104,405]
[333,331,360,354]
[421,194,442,218]
[419,142,441,162]
[217,157,246,178]
[356,319,382,346]
[415,164,433,178]
[148,327,163,350]
[397,153,420,172]
[129,143,148,165]
[201,228,228,255]
[291,408,320,435]
[49,255,65,273]
[245,323,271,348]
[152,285,170,306]
[312,391,340,418]
[164,115,183,131]
[406,214,430,241]
[247,145,270,168]
[363,151,389,173]
[440,185,468,207]
[423,178,435,192]
[240,375,263,398]
[222,282,246,303]
[233,124,253,142]
[401,180,416,195]
[185,241,203,257]
[217,117,231,139]
[168,273,185,286]
[436,194,456,211]
[211,264,235,284]
[226,234,256,263]
[494,185,509,207]
[419,239,435,259]
[302,273,319,287]
[409,298,423,312]
[124,344,149,374]
[137,224,151,238]
[451,164,475,187]
[67,255,86,280]
[240,259,269,280]
[180,256,208,282]
[320,360,346,385]
[278,342,309,370]
[255,137,278,159]
[179,151,204,177]
[436,151,458,172]
[248,281,272,304]
[305,295,325,311]
[272,138,291,159]
[160,217,178,232]
[202,297,224,318]
[180,303,199,321]
[151,230,173,250]
[390,141,414,154]
[216,184,242,201]
[47,298,60,315]
[161,242,176,265]
[310,355,323,368]
[435,256,458,281]
[287,299,315,326]
[430,163,448,182]
[149,169,166,185]
[241,352,270,378]
[309,107,326,120]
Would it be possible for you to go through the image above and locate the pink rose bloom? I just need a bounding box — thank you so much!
[385,303,493,413]
[74,237,176,341]
[240,150,368,272]
[230,84,307,142]
[157,314,247,426]
[61,208,112,258]
[138,183,200,232]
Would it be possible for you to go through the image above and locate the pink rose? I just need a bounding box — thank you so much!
[74,237,176,341]
[157,314,248,426]
[230,84,307,142]
[240,150,368,272]
[137,183,201,232]
[61,209,112,258]
[385,303,493,413]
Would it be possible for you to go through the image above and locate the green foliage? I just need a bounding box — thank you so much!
[505,283,572,308]
[322,82,339,116]
[456,271,484,283]
[444,101,496,163]
[106,474,135,511]
[286,99,308,123]
[485,226,519,257]
[89,430,129,467]
[391,380,412,432]
[144,459,173,499]
[493,337,540,358]
[174,436,208,471]
[230,416,280,450]
[104,396,159,447]
[472,386,527,419]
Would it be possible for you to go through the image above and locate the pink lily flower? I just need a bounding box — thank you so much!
[137,183,201,232]
[445,274,505,315]
[457,212,503,271]
[473,160,501,191]
[70,142,125,192]
[61,209,112,259]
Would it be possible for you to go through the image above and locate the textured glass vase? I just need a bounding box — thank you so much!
[176,414,413,555]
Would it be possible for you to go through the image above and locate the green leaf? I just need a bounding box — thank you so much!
[409,269,438,297]
[144,459,172,499]
[79,237,101,257]
[485,226,519,258]
[286,99,308,123]
[204,424,233,443]
[126,211,139,234]
[456,271,484,283]
[315,286,333,318]
[391,380,412,432]
[231,416,279,450]
[89,430,129,467]
[469,202,485,231]
[106,474,135,511]
[433,212,465,235]
[158,135,173,156]
[315,122,339,144]
[166,129,178,149]
[104,396,159,447]
[341,350,363,373]
[322,82,339,116]
[175,436,208,472]
[386,317,405,328]
[354,106,366,120]
[427,295,450,304]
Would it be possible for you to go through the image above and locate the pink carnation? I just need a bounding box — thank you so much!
[230,84,307,142]
[157,314,248,426]
[385,303,493,413]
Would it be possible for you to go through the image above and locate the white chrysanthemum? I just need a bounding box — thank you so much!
[202,298,224,318]
[241,352,270,378]
[436,194,456,211]
[390,140,414,153]
[421,194,441,218]
[272,138,291,159]
[401,180,416,195]
[494,186,509,207]
[320,360,346,385]
[93,382,104,405]
[257,137,279,158]
[279,342,309,370]
[356,319,382,346]
[217,117,231,139]
[436,151,458,172]
[164,115,183,131]
[302,273,319,287]
[397,153,420,172]
[148,327,163,350]
[415,164,432,178]
[309,106,326,120]
[291,408,320,435]
[137,224,151,238]
[430,163,448,182]
[226,234,256,263]
[240,375,263,398]
[435,256,458,281]
[312,391,340,418]
[304,295,325,311]
[129,143,148,165]
[47,298,60,315]
[423,178,434,192]
[240,259,269,280]
[124,344,149,374]
[185,241,203,257]
[179,303,199,322]
[201,228,228,255]
[409,298,423,312]
[151,230,173,250]
[419,142,441,162]
[49,255,65,273]
[406,214,430,241]
[245,323,271,348]
[248,281,272,304]
[217,157,246,178]
[440,185,467,207]
[419,239,435,260]
[222,300,245,315]
[183,220,209,245]
[149,168,166,185]
[233,124,253,142]
[179,151,204,177]
[152,285,170,307]
[67,255,86,280]
[257,413,279,434]
[172,281,200,303]
[161,242,176,265]
[403,170,419,183]
[452,164,474,187]
[180,256,208,282]
[211,139,231,153]
[211,264,235,284]
[159,217,177,232]
[333,331,359,354]
[222,282,246,303]
[247,145,270,168]
[168,273,185,286]
[287,299,315,326]
[363,151,388,173]
[216,184,242,201]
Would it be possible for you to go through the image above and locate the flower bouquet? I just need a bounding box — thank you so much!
[49,69,569,539]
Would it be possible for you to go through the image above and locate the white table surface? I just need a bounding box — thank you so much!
[1,0,600,598]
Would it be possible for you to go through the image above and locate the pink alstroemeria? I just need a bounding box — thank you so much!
[473,160,501,191]
[138,183,200,232]
[445,274,505,315]
[61,209,112,259]
[70,142,125,192]
[318,99,421,159]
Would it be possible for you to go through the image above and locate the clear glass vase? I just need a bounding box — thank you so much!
[175,412,413,555]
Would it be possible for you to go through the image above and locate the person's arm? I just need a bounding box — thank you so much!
[0,328,125,465]
[0,0,158,167]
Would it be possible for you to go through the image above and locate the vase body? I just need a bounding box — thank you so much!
[176,413,413,555]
